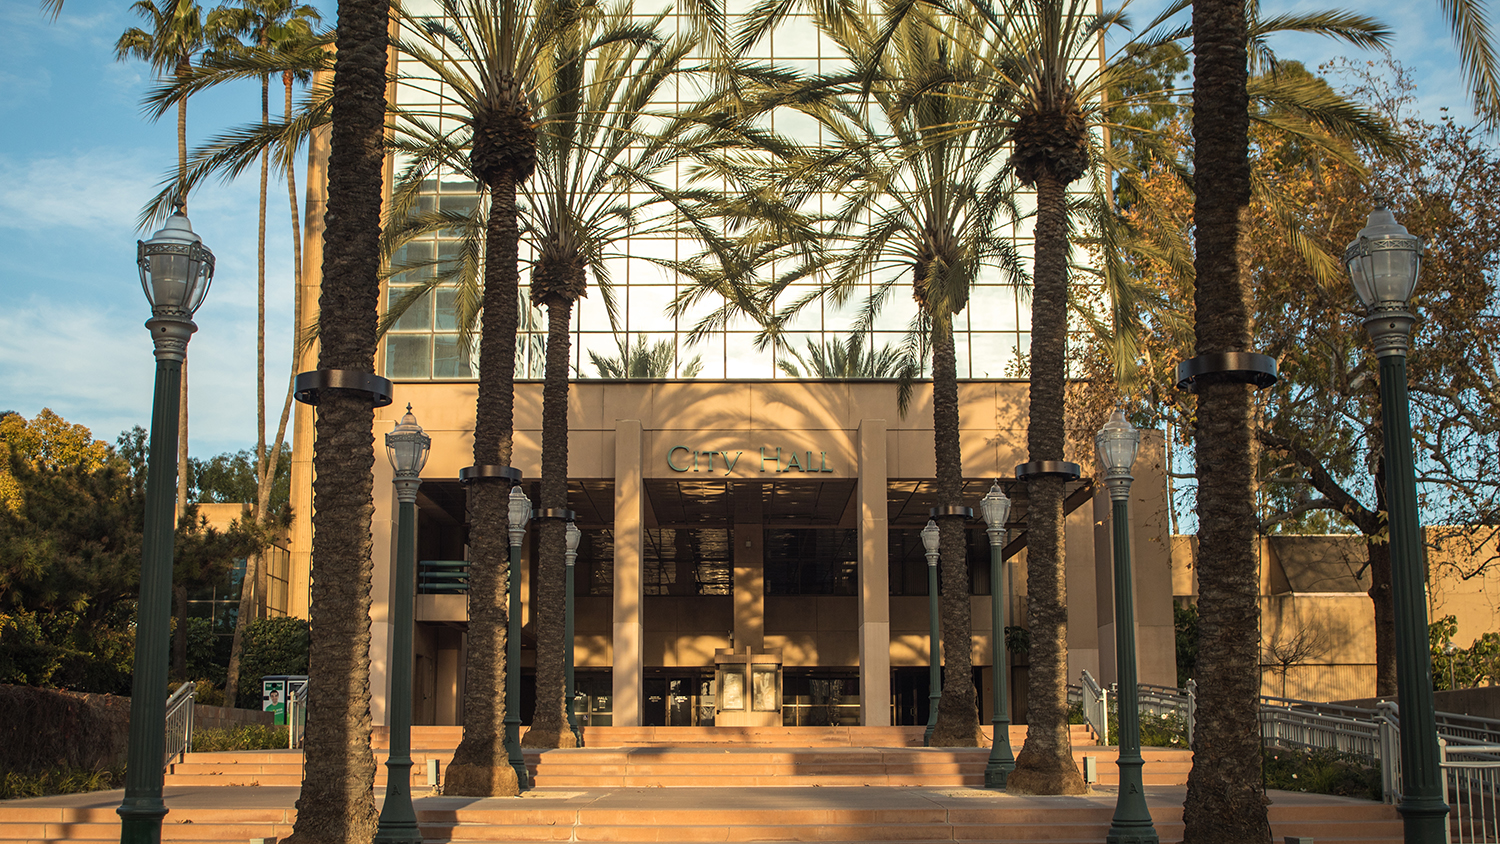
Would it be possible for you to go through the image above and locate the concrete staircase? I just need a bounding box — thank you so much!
[165,725,1146,789]
[0,786,1404,844]
[0,725,1403,844]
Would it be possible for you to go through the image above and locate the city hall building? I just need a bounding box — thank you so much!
[282,379,1179,730]
[272,5,1177,730]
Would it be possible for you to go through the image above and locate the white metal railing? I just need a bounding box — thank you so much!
[1442,740,1500,843]
[1079,670,1109,744]
[1437,711,1500,747]
[287,682,308,749]
[163,682,196,769]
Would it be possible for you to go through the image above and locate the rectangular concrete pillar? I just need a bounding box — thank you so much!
[613,420,644,726]
[370,441,397,727]
[734,486,765,651]
[857,420,891,726]
[1093,430,1177,688]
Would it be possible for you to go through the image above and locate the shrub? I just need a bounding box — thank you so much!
[1263,746,1382,801]
[0,765,124,799]
[191,724,289,752]
[236,617,309,708]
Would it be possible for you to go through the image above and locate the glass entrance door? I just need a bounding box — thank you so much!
[644,672,715,726]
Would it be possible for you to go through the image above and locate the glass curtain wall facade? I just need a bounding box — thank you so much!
[381,0,1066,383]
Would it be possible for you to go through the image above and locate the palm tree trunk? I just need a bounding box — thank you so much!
[445,169,524,797]
[929,315,983,747]
[174,62,190,528]
[523,295,578,749]
[1008,170,1087,796]
[1181,0,1272,834]
[281,0,389,838]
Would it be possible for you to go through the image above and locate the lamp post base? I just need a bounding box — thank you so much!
[983,718,1014,788]
[118,802,168,844]
[924,692,940,747]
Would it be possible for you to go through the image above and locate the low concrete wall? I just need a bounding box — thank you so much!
[0,685,131,773]
[1337,686,1500,721]
[193,703,274,731]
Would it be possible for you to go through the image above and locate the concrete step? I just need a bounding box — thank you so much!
[0,786,1403,844]
[164,739,1187,789]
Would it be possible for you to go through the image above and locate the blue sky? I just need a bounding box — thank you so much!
[0,0,1487,460]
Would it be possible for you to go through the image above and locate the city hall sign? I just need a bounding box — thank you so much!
[666,446,835,475]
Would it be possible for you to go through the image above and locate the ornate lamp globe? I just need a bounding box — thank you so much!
[138,209,215,315]
[565,521,582,564]
[1095,409,1141,483]
[508,486,532,544]
[1344,206,1423,314]
[920,519,940,561]
[384,405,430,477]
[980,483,1011,534]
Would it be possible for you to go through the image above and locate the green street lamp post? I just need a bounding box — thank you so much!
[506,486,532,789]
[979,483,1014,787]
[375,406,430,844]
[119,208,214,844]
[1344,207,1448,843]
[921,519,941,747]
[1096,410,1158,844]
[564,520,583,746]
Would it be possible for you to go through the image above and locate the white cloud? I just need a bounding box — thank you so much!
[0,150,160,234]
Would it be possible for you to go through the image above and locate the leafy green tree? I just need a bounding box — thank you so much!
[234,617,310,707]
[189,444,293,514]
[0,414,264,695]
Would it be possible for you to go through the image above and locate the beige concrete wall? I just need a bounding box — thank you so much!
[330,380,1181,724]
[1172,529,1500,701]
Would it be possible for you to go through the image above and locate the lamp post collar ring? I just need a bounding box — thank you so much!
[145,313,197,362]
[1363,308,1415,358]
[394,477,421,503]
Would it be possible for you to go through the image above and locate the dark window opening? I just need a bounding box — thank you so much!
[764,528,857,595]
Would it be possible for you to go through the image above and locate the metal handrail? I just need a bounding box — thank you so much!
[287,682,308,749]
[418,560,469,594]
[1441,740,1500,843]
[1079,670,1109,745]
[163,682,196,769]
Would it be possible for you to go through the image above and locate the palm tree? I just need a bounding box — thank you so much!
[384,0,700,787]
[203,0,323,706]
[277,0,389,839]
[776,336,914,378]
[735,1,1023,749]
[386,1,749,746]
[116,0,220,686]
[587,335,705,378]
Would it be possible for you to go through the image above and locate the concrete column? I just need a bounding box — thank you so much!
[857,419,891,726]
[370,436,397,727]
[733,487,765,651]
[1093,430,1176,688]
[1066,489,1101,685]
[285,80,329,622]
[613,420,644,726]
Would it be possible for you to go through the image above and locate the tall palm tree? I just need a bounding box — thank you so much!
[587,335,705,378]
[518,5,746,744]
[203,0,323,705]
[384,0,705,786]
[386,0,750,746]
[735,1,1022,749]
[116,0,217,686]
[776,336,915,378]
[275,0,390,839]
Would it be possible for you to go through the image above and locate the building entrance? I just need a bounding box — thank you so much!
[643,671,716,726]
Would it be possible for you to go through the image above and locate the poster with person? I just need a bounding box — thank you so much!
[262,680,287,725]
